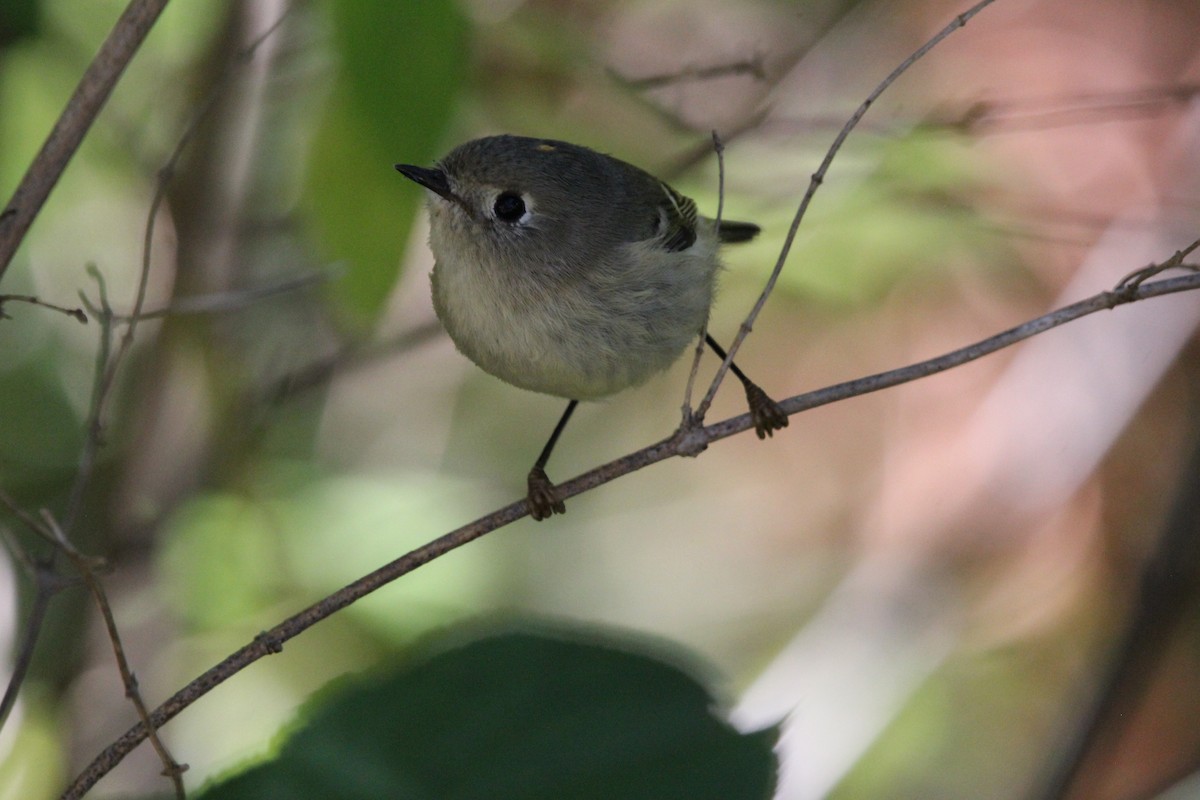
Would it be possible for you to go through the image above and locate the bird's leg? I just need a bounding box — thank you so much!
[527,399,578,520]
[705,334,788,439]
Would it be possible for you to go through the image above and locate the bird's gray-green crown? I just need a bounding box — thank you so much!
[396,135,758,268]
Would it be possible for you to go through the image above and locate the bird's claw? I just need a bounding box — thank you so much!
[527,467,566,521]
[744,382,789,439]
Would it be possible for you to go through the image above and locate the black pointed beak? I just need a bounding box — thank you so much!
[395,164,455,202]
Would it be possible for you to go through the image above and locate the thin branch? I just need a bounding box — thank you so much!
[64,266,116,532]
[64,3,292,529]
[0,0,172,282]
[111,266,334,321]
[0,294,88,323]
[0,4,291,788]
[681,131,727,425]
[0,529,79,734]
[42,511,188,798]
[0,264,319,751]
[259,320,444,408]
[115,0,291,353]
[0,568,56,732]
[694,0,999,423]
[946,82,1200,136]
[0,491,187,796]
[611,53,767,90]
[60,262,1200,800]
[680,327,708,431]
[711,129,728,243]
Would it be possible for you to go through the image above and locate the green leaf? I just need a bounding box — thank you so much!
[739,128,1006,305]
[0,0,41,49]
[0,350,84,496]
[197,627,780,800]
[305,0,468,324]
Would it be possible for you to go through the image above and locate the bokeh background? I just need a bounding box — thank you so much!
[1,0,1199,798]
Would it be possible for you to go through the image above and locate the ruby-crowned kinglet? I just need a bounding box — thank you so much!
[397,134,786,520]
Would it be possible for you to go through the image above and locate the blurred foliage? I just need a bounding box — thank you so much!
[830,642,1074,800]
[0,692,64,800]
[0,0,40,49]
[305,0,468,324]
[706,127,1010,305]
[193,627,779,800]
[2,0,1195,799]
[158,464,506,643]
[0,354,84,502]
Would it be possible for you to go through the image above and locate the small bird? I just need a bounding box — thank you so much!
[397,134,787,520]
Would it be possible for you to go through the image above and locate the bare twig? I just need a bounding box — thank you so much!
[694,0,999,423]
[0,294,88,323]
[711,130,728,242]
[0,530,79,734]
[117,0,291,344]
[64,266,117,532]
[111,266,334,321]
[0,0,172,282]
[680,328,709,434]
[681,131,727,427]
[612,53,767,90]
[60,262,1200,800]
[43,511,188,798]
[945,82,1200,135]
[0,4,292,789]
[0,566,58,732]
[64,3,292,528]
[1113,239,1200,292]
[0,264,162,749]
[0,491,188,796]
[260,320,444,408]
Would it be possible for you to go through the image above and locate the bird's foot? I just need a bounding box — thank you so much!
[527,467,566,521]
[744,382,789,439]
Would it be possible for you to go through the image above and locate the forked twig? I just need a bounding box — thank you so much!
[694,0,999,422]
[0,491,189,797]
[0,3,293,795]
[61,258,1200,800]
[42,511,188,798]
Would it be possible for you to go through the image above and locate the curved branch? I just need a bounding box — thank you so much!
[60,266,1200,800]
[695,0,998,422]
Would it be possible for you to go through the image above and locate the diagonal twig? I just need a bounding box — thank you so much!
[0,294,88,323]
[63,3,293,531]
[0,491,188,797]
[0,0,172,282]
[0,528,80,734]
[60,256,1200,800]
[680,131,728,428]
[694,0,999,424]
[40,510,188,798]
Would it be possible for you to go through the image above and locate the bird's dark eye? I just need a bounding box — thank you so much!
[493,192,526,222]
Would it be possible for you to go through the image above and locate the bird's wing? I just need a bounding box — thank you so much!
[656,182,699,253]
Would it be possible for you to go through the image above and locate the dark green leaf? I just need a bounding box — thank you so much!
[0,0,41,49]
[198,626,779,800]
[305,0,468,324]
